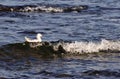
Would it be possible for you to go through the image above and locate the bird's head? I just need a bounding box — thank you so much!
[37,33,42,38]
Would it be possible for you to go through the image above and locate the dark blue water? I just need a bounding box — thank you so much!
[0,0,120,79]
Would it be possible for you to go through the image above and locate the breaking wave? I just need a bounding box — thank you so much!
[0,4,88,13]
[0,39,120,61]
[63,39,120,54]
[1,39,120,54]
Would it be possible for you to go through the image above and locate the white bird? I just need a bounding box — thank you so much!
[25,33,42,43]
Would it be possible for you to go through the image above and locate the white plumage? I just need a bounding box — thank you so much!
[25,33,42,43]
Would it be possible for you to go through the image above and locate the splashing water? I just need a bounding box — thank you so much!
[0,4,87,13]
[20,6,63,12]
[62,39,120,54]
[23,39,120,54]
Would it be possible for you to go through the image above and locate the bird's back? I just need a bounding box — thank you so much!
[25,36,41,42]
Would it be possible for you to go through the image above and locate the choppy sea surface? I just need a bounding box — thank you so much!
[0,0,120,79]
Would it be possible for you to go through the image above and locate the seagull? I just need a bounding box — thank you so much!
[25,33,42,43]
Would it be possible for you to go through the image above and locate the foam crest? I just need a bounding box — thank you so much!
[20,6,63,12]
[62,39,120,54]
[0,4,88,12]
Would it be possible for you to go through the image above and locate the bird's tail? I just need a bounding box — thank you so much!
[25,36,31,42]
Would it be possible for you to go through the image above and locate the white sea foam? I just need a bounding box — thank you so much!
[20,6,63,12]
[62,39,120,54]
[26,39,120,54]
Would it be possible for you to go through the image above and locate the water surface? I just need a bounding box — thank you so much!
[0,0,120,79]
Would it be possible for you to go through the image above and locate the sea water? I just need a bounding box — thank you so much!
[0,0,120,79]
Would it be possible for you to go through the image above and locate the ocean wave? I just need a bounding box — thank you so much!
[0,4,88,13]
[0,39,120,57]
[63,39,120,54]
